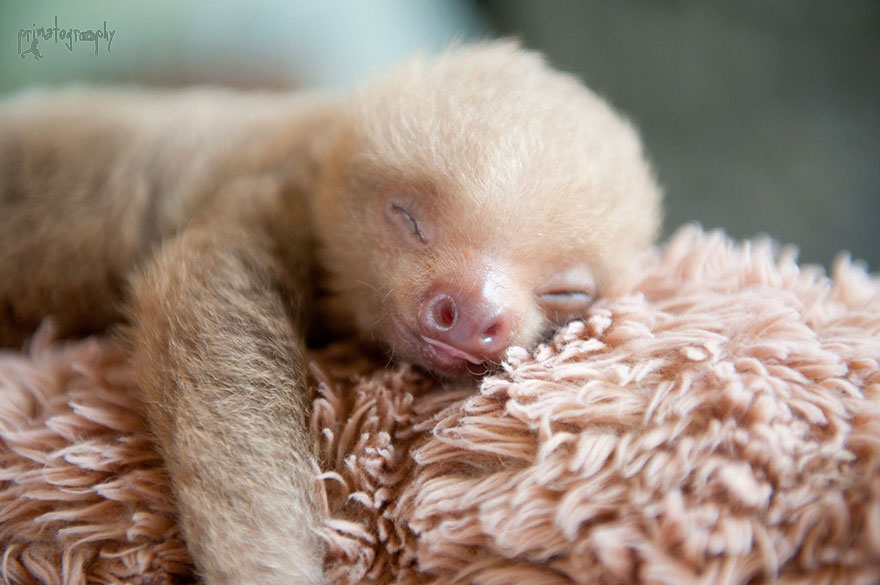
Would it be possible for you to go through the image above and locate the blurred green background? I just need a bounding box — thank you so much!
[2,0,877,270]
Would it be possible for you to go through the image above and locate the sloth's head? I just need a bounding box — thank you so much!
[313,42,661,376]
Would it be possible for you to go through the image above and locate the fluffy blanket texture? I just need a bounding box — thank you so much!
[1,226,879,585]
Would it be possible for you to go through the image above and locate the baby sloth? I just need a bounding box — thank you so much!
[0,42,660,584]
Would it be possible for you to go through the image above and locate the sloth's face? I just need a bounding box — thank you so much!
[313,152,648,377]
[360,191,598,375]
[312,45,660,376]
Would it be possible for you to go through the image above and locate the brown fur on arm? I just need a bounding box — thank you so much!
[128,180,324,585]
[0,89,337,348]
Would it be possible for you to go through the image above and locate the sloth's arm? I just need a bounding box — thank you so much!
[128,180,323,585]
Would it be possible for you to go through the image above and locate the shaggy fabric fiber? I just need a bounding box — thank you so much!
[2,226,880,585]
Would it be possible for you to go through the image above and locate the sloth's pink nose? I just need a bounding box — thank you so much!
[419,283,513,365]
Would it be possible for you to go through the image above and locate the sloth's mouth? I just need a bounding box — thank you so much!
[391,319,481,375]
[415,333,479,374]
[420,336,482,365]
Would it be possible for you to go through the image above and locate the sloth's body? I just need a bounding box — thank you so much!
[0,44,660,584]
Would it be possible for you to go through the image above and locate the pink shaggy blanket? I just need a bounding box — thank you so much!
[2,226,880,585]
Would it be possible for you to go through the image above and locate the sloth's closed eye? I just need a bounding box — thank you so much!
[388,202,427,243]
[538,290,594,320]
[538,291,594,305]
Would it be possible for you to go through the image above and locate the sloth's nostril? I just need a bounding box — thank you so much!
[429,295,457,331]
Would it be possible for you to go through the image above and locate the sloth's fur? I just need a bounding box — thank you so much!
[0,42,661,584]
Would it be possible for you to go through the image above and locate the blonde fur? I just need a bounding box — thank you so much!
[0,42,660,584]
